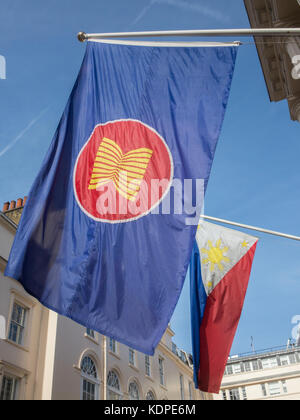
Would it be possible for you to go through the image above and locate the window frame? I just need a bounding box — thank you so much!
[229,388,240,400]
[222,390,227,400]
[243,361,252,372]
[226,365,233,375]
[107,370,123,400]
[8,302,27,345]
[261,357,278,369]
[232,363,242,374]
[158,356,165,386]
[251,359,260,371]
[280,355,289,366]
[86,328,95,339]
[109,338,117,354]
[282,380,288,394]
[129,348,136,367]
[268,381,281,396]
[0,373,19,401]
[261,383,267,397]
[145,355,151,377]
[128,380,140,400]
[0,361,29,401]
[288,353,296,364]
[179,374,185,400]
[241,387,247,400]
[80,355,100,401]
[6,290,35,350]
[146,389,156,400]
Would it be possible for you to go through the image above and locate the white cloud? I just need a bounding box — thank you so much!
[132,0,230,26]
[132,0,157,25]
[0,107,49,158]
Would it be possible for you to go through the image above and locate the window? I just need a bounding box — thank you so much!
[188,381,193,400]
[86,328,95,339]
[232,363,241,374]
[222,390,227,400]
[282,381,288,394]
[251,359,263,370]
[261,384,267,396]
[179,374,185,400]
[81,356,99,400]
[241,387,247,400]
[107,370,122,400]
[159,357,165,386]
[262,381,288,397]
[244,361,251,372]
[81,356,97,378]
[0,375,19,400]
[226,365,233,375]
[261,357,278,369]
[172,343,178,355]
[180,351,187,364]
[145,355,151,377]
[146,390,155,400]
[128,381,139,400]
[268,381,281,396]
[229,388,240,400]
[129,348,135,366]
[288,353,296,364]
[280,355,289,366]
[8,302,27,345]
[109,338,117,354]
[82,380,96,400]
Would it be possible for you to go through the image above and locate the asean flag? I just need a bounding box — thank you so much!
[190,221,258,393]
[5,41,238,355]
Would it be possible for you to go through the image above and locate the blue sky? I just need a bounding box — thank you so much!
[1,0,300,356]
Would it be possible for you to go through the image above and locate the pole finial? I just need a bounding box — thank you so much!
[77,32,87,42]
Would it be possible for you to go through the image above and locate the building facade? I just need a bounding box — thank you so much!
[214,344,300,400]
[244,0,300,122]
[0,198,205,401]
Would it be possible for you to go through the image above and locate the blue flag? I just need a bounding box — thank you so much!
[5,41,238,354]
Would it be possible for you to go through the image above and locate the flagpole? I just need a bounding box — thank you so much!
[200,215,300,242]
[77,28,300,42]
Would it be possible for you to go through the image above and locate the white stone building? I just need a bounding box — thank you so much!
[214,344,300,400]
[0,198,206,401]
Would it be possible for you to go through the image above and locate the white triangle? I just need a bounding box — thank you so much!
[196,221,258,296]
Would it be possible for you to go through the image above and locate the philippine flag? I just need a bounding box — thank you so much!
[190,221,258,394]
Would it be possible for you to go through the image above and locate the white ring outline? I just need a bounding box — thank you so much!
[73,119,174,223]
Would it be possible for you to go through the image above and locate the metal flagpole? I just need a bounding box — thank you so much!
[200,215,300,242]
[77,28,300,42]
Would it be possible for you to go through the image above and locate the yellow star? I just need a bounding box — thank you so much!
[241,240,249,248]
[201,238,230,272]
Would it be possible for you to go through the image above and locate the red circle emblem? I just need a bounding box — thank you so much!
[73,119,173,222]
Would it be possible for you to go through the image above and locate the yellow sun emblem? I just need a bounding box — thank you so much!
[201,239,230,272]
